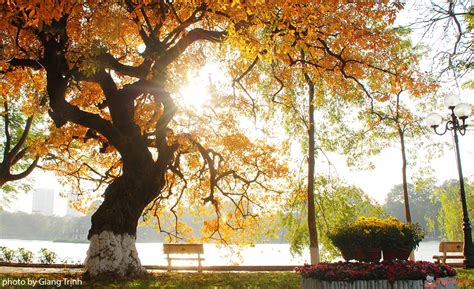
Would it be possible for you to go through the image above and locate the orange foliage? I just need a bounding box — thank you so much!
[0,0,432,245]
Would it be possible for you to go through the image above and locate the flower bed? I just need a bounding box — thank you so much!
[296,261,457,283]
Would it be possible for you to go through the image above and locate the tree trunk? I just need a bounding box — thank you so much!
[84,164,163,279]
[305,73,320,265]
[399,126,415,261]
[399,128,412,224]
[85,230,144,279]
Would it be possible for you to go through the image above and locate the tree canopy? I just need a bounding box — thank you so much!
[0,0,442,278]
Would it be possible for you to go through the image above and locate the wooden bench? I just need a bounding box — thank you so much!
[163,243,204,272]
[433,241,464,264]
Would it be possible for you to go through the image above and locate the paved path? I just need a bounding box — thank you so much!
[0,266,84,274]
[0,264,295,274]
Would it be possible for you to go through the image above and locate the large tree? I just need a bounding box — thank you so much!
[1,0,424,278]
[0,1,289,278]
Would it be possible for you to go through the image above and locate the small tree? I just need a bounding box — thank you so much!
[435,179,474,241]
[280,176,384,261]
[1,69,48,209]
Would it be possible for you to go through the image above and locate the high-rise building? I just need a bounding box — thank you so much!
[32,188,54,216]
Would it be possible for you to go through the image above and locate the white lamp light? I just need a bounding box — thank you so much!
[444,95,461,108]
[426,112,443,127]
[454,103,472,118]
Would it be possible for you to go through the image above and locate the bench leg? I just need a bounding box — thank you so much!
[167,254,171,272]
[198,254,202,272]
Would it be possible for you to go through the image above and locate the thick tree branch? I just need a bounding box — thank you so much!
[92,53,149,79]
[69,104,125,149]
[195,142,218,204]
[6,58,43,70]
[0,98,39,187]
[3,102,11,160]
[157,28,224,69]
[8,157,38,181]
[92,70,138,134]
[123,0,153,46]
[10,147,28,166]
[162,3,207,47]
[32,18,128,154]
[120,79,166,101]
[8,115,33,161]
[155,92,178,160]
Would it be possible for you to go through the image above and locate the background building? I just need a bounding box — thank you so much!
[32,188,54,216]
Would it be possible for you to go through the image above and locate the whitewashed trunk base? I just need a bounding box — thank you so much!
[310,247,321,265]
[301,278,457,289]
[84,231,146,278]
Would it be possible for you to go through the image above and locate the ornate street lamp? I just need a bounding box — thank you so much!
[426,95,473,269]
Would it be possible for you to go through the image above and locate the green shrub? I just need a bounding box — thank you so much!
[16,248,33,263]
[0,246,15,262]
[38,248,57,264]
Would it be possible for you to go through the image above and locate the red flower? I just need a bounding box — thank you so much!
[295,261,457,284]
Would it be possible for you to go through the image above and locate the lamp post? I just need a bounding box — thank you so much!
[426,95,473,269]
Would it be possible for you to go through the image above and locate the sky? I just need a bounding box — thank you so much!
[5,0,474,215]
[337,133,474,203]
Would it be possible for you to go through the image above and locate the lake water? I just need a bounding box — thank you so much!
[0,239,440,266]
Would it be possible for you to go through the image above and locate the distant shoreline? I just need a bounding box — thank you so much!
[52,239,89,243]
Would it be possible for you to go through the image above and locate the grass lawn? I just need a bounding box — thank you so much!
[457,269,474,289]
[0,272,300,289]
[1,269,473,288]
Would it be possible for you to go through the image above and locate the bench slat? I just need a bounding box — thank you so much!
[163,244,204,254]
[439,242,463,252]
[434,255,463,258]
[166,257,205,261]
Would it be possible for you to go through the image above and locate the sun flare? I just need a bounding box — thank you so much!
[179,62,226,110]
